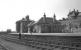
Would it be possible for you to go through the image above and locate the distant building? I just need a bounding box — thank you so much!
[28,13,64,33]
[16,15,33,33]
[7,29,11,33]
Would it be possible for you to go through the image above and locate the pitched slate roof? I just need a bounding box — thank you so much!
[68,10,81,17]
[28,17,61,27]
[38,17,53,24]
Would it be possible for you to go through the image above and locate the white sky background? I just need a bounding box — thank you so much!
[0,0,81,31]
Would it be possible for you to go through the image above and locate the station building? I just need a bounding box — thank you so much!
[16,9,81,33]
[60,9,81,33]
[16,15,33,33]
[28,9,81,33]
[28,13,64,33]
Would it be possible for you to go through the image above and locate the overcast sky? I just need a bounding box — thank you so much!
[0,0,81,31]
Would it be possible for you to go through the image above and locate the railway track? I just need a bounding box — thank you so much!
[0,43,7,50]
[0,34,81,50]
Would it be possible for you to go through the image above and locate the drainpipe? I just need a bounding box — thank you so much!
[19,22,22,39]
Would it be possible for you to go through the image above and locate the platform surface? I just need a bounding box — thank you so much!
[11,33,81,36]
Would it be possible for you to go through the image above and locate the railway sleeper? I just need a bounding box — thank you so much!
[76,48,81,50]
[35,45,53,50]
[33,43,69,50]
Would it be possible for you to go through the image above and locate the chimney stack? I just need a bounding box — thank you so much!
[77,10,79,12]
[43,13,47,23]
[74,9,75,12]
[53,13,56,23]
[26,15,29,21]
